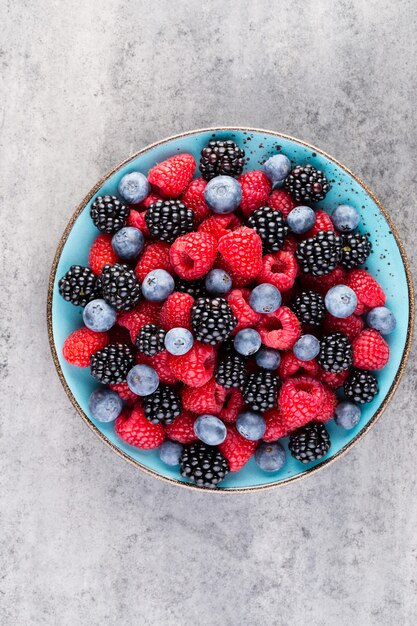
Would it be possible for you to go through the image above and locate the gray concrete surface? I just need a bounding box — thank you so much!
[1,1,417,624]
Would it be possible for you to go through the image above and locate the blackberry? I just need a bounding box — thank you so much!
[215,352,246,388]
[191,297,237,345]
[296,230,342,276]
[90,195,129,233]
[199,139,245,181]
[340,233,371,269]
[284,164,330,203]
[289,422,331,464]
[180,442,230,488]
[99,263,141,311]
[290,290,325,327]
[175,278,206,298]
[90,343,134,384]
[317,332,353,373]
[247,206,289,252]
[145,199,194,243]
[344,369,379,404]
[243,371,279,412]
[58,265,98,307]
[142,385,182,424]
[135,324,166,356]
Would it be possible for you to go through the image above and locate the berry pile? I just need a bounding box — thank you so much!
[59,143,395,489]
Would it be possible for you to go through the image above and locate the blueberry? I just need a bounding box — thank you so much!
[127,364,159,396]
[236,411,266,441]
[159,440,183,466]
[325,284,357,318]
[164,327,194,355]
[83,299,117,332]
[204,175,242,214]
[256,347,281,370]
[367,306,396,335]
[111,227,144,260]
[194,415,227,446]
[88,388,123,422]
[142,269,175,302]
[287,206,316,234]
[293,334,320,361]
[117,171,149,204]
[334,401,361,429]
[234,328,262,356]
[263,154,292,185]
[331,204,360,232]
[255,441,286,472]
[249,283,282,314]
[205,269,232,295]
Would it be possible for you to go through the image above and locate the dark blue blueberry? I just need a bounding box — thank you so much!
[287,206,316,234]
[334,401,361,429]
[141,269,175,302]
[249,283,282,314]
[204,175,242,214]
[164,327,194,355]
[367,306,396,335]
[88,388,123,422]
[205,269,232,295]
[236,411,266,441]
[159,440,183,466]
[263,154,291,185]
[118,171,149,204]
[111,227,144,260]
[255,441,286,472]
[324,284,357,318]
[233,328,262,356]
[331,204,360,232]
[255,347,281,370]
[194,415,227,446]
[127,364,159,396]
[83,299,117,332]
[293,334,320,361]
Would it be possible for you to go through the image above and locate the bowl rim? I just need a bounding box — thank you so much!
[47,126,415,493]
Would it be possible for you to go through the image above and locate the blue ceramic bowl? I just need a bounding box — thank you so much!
[48,128,414,491]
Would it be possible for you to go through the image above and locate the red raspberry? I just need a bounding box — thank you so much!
[257,306,301,350]
[181,178,211,223]
[317,367,348,389]
[282,235,299,254]
[258,250,298,292]
[167,342,217,388]
[315,385,337,422]
[219,389,244,423]
[62,327,108,367]
[160,292,194,330]
[117,301,160,342]
[219,425,257,472]
[346,269,386,312]
[136,350,178,385]
[135,242,173,282]
[126,209,150,237]
[88,234,119,275]
[170,232,217,280]
[263,409,290,442]
[278,351,318,379]
[302,266,347,296]
[279,376,325,431]
[226,288,261,333]
[137,192,161,210]
[115,404,164,449]
[323,312,364,341]
[198,214,241,242]
[181,379,226,414]
[215,257,255,288]
[352,328,390,370]
[238,170,272,217]
[110,381,138,405]
[148,153,195,198]
[268,189,296,218]
[218,226,263,280]
[303,210,334,239]
[165,412,197,444]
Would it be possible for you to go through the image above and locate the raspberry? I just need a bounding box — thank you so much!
[218,227,263,280]
[263,409,290,442]
[170,232,217,280]
[137,192,161,210]
[136,350,178,385]
[117,301,160,342]
[226,288,261,333]
[317,367,348,389]
[62,327,108,367]
[258,250,298,292]
[181,178,211,223]
[88,234,120,275]
[159,292,194,331]
[110,381,138,405]
[198,214,241,242]
[303,210,335,239]
[219,389,244,423]
[257,306,301,350]
[277,351,318,379]
[279,376,325,431]
[353,328,390,370]
[148,153,196,198]
[114,404,164,449]
[346,269,386,312]
[301,266,347,296]
[323,312,364,341]
[282,235,299,254]
[238,170,272,217]
[167,342,217,388]
[181,379,226,414]
[126,209,150,237]
[165,412,197,444]
[219,425,257,472]
[135,242,173,282]
[215,257,255,288]
[315,385,337,422]
[267,189,296,218]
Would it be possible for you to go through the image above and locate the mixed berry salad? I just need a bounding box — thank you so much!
[58,139,396,488]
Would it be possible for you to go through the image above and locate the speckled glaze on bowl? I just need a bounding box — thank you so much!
[47,128,414,492]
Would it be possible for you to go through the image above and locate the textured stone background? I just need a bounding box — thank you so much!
[1,1,416,624]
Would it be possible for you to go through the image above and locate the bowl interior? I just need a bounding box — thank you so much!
[49,128,412,490]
